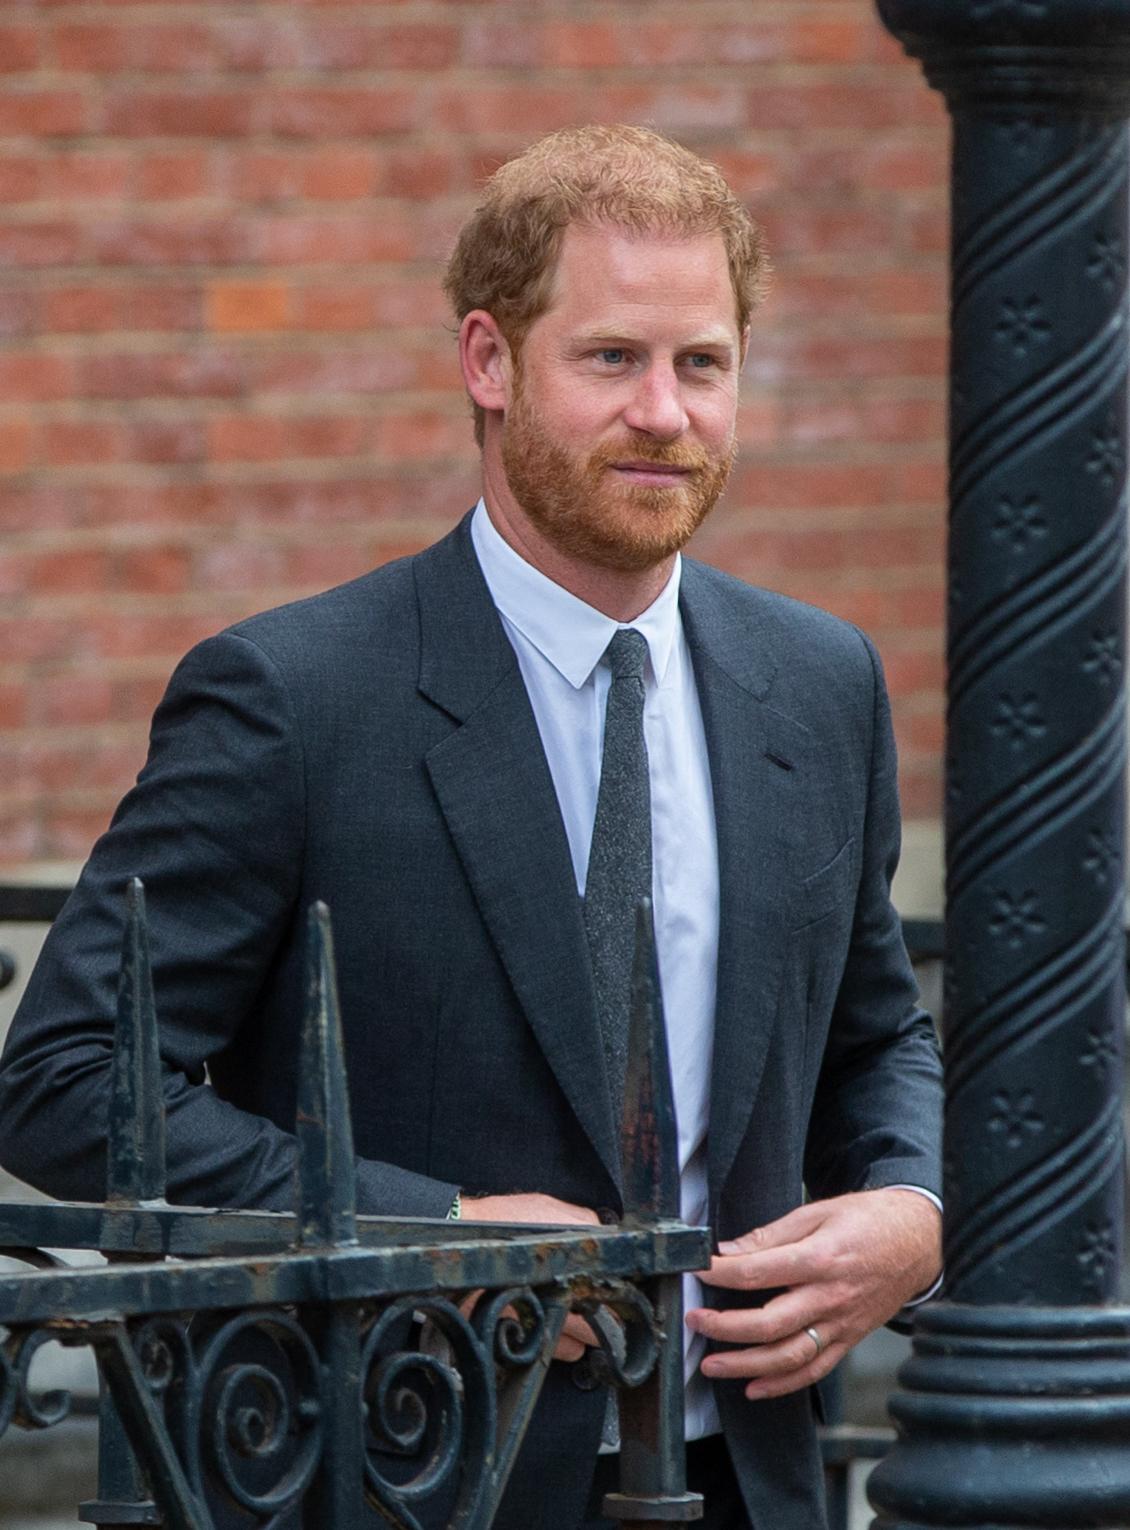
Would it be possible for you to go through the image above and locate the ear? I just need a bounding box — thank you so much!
[459,310,512,416]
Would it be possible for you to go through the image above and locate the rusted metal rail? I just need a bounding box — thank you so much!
[0,881,708,1528]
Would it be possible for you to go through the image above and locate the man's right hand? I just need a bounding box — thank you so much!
[460,1193,601,1360]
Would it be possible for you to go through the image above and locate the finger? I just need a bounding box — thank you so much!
[686,1291,819,1346]
[712,1203,828,1258]
[696,1241,825,1291]
[701,1329,828,1382]
[743,1345,843,1402]
[562,1314,599,1348]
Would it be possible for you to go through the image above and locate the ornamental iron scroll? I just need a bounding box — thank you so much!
[872,3,1130,1527]
[0,883,708,1530]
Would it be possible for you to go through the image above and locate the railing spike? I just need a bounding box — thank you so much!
[620,898,679,1222]
[296,901,357,1248]
[107,877,166,1206]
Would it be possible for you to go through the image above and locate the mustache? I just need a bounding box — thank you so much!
[589,437,715,473]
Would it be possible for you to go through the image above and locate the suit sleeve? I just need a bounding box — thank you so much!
[0,630,458,1220]
[802,633,943,1202]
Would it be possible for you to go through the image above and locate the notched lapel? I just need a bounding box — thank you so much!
[414,522,621,1194]
[681,569,815,1205]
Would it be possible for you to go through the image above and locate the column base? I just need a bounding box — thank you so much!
[868,1303,1130,1528]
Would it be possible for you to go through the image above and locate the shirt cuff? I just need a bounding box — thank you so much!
[885,1183,943,1305]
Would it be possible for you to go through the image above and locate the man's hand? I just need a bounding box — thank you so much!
[687,1189,942,1401]
[460,1192,601,1361]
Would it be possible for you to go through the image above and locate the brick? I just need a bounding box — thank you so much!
[231,150,303,204]
[91,218,252,267]
[283,541,369,587]
[370,278,449,330]
[122,286,202,333]
[206,280,291,334]
[131,24,225,74]
[86,612,227,662]
[263,88,420,138]
[34,672,116,727]
[0,680,28,730]
[0,353,74,403]
[588,85,748,134]
[28,548,113,596]
[757,203,902,259]
[299,21,459,71]
[42,285,118,333]
[0,154,40,201]
[380,146,458,200]
[136,151,212,201]
[40,806,115,863]
[542,21,626,68]
[300,148,381,201]
[111,672,172,723]
[50,22,133,72]
[745,81,940,132]
[0,289,37,337]
[45,151,132,201]
[0,26,39,72]
[208,413,366,463]
[36,418,123,466]
[251,348,419,397]
[0,614,80,664]
[254,213,415,266]
[433,84,583,135]
[0,222,85,267]
[115,544,193,593]
[77,351,244,402]
[295,283,377,332]
[0,90,88,136]
[0,420,31,473]
[370,410,471,461]
[194,542,288,590]
[216,18,301,73]
[0,807,39,867]
[783,394,945,447]
[729,460,890,512]
[126,418,206,465]
[101,91,255,138]
[0,486,84,537]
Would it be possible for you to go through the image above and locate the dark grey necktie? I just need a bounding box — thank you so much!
[583,627,652,1118]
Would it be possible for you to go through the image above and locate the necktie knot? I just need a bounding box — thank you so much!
[605,627,648,682]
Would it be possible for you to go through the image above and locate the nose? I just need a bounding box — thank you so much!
[622,361,688,441]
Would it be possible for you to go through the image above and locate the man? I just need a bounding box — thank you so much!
[0,126,942,1529]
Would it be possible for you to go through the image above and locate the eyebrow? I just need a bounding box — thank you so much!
[570,330,738,352]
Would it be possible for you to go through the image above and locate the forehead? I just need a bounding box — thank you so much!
[540,222,739,341]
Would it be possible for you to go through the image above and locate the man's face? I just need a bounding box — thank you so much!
[499,223,744,574]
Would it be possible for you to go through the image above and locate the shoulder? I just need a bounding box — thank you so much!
[680,556,881,694]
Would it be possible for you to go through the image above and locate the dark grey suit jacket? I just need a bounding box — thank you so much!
[0,512,942,1529]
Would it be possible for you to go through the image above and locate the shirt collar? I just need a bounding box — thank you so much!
[471,498,682,690]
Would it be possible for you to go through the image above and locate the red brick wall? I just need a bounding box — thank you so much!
[0,2,948,867]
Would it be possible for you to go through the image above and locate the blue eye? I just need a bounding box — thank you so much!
[598,348,626,365]
[687,353,716,368]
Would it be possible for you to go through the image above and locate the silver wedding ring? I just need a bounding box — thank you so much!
[804,1325,825,1357]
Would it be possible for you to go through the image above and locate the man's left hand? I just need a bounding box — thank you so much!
[686,1189,942,1401]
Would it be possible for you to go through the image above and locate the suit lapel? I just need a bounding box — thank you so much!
[413,519,621,1193]
[680,566,814,1207]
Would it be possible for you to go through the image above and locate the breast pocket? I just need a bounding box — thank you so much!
[790,837,857,932]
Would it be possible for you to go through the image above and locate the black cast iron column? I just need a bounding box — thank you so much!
[869,4,1130,1526]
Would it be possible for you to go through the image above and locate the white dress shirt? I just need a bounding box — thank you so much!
[471,500,722,1439]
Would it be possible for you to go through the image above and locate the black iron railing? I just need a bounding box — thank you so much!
[0,882,708,1529]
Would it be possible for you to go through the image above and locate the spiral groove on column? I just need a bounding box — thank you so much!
[944,113,1128,1306]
